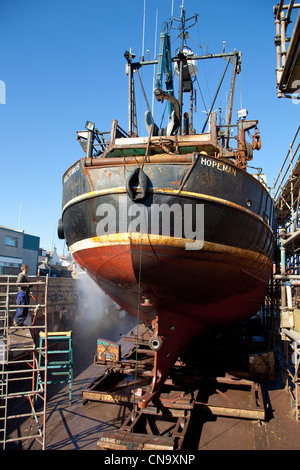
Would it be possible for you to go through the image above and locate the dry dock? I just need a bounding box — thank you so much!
[6,363,300,451]
[4,327,300,451]
[1,274,300,452]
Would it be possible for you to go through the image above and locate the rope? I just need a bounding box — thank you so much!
[130,230,143,449]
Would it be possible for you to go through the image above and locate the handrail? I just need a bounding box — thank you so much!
[273,125,300,201]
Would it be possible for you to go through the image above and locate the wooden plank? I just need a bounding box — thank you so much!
[7,327,35,350]
[201,404,265,420]
[97,430,175,450]
[195,382,265,421]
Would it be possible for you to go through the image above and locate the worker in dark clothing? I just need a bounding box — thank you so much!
[13,264,31,326]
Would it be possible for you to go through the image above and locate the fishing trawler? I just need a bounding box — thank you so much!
[58,9,275,408]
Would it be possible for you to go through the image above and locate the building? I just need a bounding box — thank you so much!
[0,225,40,275]
[38,246,73,278]
[38,246,61,267]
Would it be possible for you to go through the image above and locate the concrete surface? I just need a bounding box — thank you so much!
[5,360,299,451]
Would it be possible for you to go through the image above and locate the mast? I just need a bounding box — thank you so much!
[124,5,241,139]
[170,7,198,134]
[225,52,240,147]
[125,50,138,136]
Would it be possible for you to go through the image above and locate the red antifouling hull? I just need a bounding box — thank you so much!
[71,234,272,407]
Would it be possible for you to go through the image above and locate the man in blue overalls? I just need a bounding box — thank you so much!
[13,264,31,326]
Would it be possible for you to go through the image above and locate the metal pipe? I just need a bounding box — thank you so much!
[282,328,300,345]
[275,274,300,279]
[183,112,189,135]
[282,2,300,9]
[280,11,287,68]
[275,16,282,72]
[85,153,196,167]
[86,129,94,160]
[286,282,293,308]
[178,59,183,134]
[280,237,287,307]
[132,51,241,68]
[281,229,300,246]
[275,0,285,19]
[291,144,295,230]
[286,0,296,22]
[127,61,132,134]
[190,88,194,131]
[136,69,152,119]
[226,55,238,131]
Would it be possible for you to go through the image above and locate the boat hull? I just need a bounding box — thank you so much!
[61,153,275,406]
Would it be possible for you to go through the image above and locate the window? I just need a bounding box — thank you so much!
[0,262,20,267]
[5,236,18,247]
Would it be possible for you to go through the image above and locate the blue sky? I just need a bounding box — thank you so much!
[0,0,299,254]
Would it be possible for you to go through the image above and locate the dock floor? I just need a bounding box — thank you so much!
[3,320,300,452]
[5,359,300,451]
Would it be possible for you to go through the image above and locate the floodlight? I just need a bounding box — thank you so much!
[237,108,248,119]
[85,121,95,132]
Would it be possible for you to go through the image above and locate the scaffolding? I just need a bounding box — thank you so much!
[273,125,300,420]
[274,125,300,229]
[0,274,48,449]
[274,1,300,99]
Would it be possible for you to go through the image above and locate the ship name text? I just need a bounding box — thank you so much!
[200,156,237,176]
[63,162,80,183]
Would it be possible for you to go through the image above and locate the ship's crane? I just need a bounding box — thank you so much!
[144,29,181,136]
[151,11,199,136]
[155,29,175,120]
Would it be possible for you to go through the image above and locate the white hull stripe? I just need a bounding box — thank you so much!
[62,187,271,231]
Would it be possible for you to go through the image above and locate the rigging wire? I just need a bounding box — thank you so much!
[130,227,143,449]
[194,19,212,105]
[195,75,207,113]
[159,101,168,129]
[151,9,159,116]
[142,0,146,59]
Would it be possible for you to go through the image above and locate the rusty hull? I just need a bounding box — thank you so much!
[60,109,275,408]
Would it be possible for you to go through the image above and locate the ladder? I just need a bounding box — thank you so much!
[0,274,48,449]
[37,331,73,403]
[282,328,300,420]
[0,279,9,448]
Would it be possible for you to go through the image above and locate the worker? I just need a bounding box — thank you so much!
[13,264,32,326]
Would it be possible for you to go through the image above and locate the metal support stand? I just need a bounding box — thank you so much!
[82,324,266,450]
[282,328,300,420]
